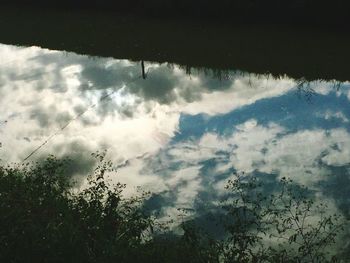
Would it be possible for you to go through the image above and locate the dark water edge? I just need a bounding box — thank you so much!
[0,6,349,82]
[2,0,350,26]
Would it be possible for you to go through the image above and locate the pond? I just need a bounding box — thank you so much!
[1,41,350,228]
[2,5,350,257]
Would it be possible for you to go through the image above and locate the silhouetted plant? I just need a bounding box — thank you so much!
[0,153,155,263]
[0,156,346,262]
[222,173,345,263]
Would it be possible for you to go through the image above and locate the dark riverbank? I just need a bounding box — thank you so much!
[2,0,350,26]
[1,6,349,82]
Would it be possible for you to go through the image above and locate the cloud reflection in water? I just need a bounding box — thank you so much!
[0,43,349,224]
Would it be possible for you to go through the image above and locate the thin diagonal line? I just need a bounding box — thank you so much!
[22,74,143,163]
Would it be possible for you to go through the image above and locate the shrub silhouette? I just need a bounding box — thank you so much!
[0,154,346,262]
[221,174,345,262]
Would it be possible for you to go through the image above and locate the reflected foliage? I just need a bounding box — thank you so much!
[222,174,344,262]
[0,155,347,262]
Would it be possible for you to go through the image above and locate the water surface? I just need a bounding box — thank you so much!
[1,44,350,229]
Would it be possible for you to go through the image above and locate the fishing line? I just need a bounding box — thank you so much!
[21,73,145,163]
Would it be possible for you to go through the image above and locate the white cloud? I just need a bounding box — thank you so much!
[317,110,349,123]
[1,43,350,221]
